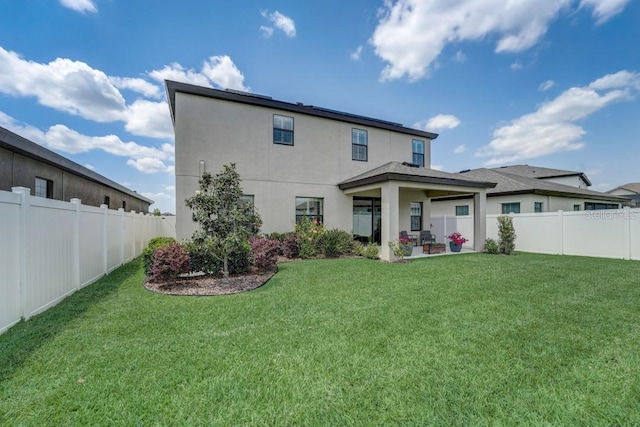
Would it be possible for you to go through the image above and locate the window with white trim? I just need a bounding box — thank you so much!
[295,197,323,224]
[412,139,425,167]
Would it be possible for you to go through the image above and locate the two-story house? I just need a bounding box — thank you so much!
[166,81,495,260]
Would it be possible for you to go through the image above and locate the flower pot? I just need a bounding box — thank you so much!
[400,244,413,256]
[449,242,462,252]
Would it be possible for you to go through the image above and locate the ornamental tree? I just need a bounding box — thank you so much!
[185,163,261,278]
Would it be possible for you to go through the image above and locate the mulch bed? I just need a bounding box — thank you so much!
[144,269,277,296]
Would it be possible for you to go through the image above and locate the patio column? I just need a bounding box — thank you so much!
[380,181,400,261]
[473,191,487,251]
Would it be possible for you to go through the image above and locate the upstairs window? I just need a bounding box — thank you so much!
[534,202,543,213]
[412,139,425,167]
[455,205,469,216]
[34,177,53,199]
[501,202,520,214]
[103,196,110,207]
[352,129,368,161]
[273,114,294,145]
[295,197,324,224]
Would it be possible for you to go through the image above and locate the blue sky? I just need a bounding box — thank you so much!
[0,0,638,213]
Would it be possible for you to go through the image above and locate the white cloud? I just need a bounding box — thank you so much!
[454,145,466,154]
[127,158,170,174]
[0,47,127,122]
[60,0,97,13]
[413,114,461,131]
[351,46,363,61]
[452,51,467,63]
[511,61,524,71]
[0,111,174,174]
[580,0,633,24]
[0,46,249,140]
[125,100,174,139]
[260,10,296,38]
[478,70,639,165]
[431,164,444,171]
[149,55,249,91]
[84,164,95,170]
[110,77,162,99]
[370,0,632,81]
[260,26,275,38]
[538,80,555,91]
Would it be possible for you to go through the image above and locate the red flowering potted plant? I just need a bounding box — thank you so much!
[446,232,468,252]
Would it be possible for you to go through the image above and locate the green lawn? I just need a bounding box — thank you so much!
[1,253,640,426]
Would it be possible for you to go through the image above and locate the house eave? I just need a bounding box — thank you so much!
[338,172,496,191]
[165,80,439,140]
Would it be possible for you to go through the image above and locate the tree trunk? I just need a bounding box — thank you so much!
[223,255,229,278]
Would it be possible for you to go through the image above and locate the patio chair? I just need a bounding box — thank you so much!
[399,230,418,246]
[419,230,436,245]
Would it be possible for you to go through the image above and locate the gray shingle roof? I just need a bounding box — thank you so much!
[459,168,627,201]
[607,183,640,194]
[338,161,497,190]
[490,164,592,186]
[0,125,154,204]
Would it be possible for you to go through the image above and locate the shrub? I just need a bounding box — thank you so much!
[484,238,500,254]
[321,229,352,258]
[184,238,219,275]
[353,241,379,260]
[250,237,280,272]
[150,243,190,282]
[282,234,300,259]
[295,217,325,259]
[143,237,176,275]
[184,238,250,276]
[228,242,251,275]
[497,216,517,255]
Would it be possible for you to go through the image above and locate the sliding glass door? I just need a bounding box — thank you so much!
[353,197,381,244]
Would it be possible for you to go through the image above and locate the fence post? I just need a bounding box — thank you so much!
[70,198,81,291]
[101,204,109,275]
[443,215,448,245]
[558,210,564,255]
[131,211,137,258]
[623,207,631,260]
[118,208,125,267]
[12,187,29,320]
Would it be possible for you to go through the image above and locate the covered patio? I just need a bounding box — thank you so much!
[338,162,497,261]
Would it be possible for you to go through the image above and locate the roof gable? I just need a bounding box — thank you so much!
[490,164,592,186]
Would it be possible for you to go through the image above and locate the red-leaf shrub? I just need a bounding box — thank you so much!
[250,237,280,272]
[150,243,190,282]
[282,233,300,259]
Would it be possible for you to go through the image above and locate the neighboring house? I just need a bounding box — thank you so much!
[431,167,627,216]
[490,164,591,188]
[607,183,640,207]
[165,80,496,260]
[0,125,153,212]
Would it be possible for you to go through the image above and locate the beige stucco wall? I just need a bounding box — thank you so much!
[431,194,621,216]
[174,92,434,240]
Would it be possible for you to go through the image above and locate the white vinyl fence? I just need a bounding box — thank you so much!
[0,187,175,334]
[432,207,640,260]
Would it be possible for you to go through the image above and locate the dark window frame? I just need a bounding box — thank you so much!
[410,202,422,231]
[295,196,324,224]
[352,128,368,161]
[534,202,543,213]
[34,177,53,199]
[501,202,521,214]
[585,202,619,210]
[273,114,294,146]
[455,205,469,216]
[412,139,425,167]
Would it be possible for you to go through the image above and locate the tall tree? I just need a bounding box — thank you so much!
[185,163,261,278]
